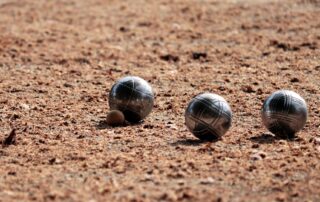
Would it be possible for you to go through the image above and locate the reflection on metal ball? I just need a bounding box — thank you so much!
[109,76,154,123]
[262,90,308,138]
[185,93,232,141]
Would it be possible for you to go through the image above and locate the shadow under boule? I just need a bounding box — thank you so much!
[95,119,143,130]
[249,133,298,144]
[171,138,219,147]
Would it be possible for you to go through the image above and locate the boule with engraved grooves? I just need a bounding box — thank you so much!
[185,93,232,141]
[262,90,308,138]
[109,76,154,123]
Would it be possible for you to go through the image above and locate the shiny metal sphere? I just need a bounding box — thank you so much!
[109,76,154,123]
[185,93,232,141]
[262,90,308,138]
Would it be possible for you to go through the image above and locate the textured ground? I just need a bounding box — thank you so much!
[0,0,319,201]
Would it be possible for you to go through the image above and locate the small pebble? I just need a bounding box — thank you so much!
[200,177,215,185]
[250,154,263,161]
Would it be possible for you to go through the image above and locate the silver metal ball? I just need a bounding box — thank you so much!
[109,76,154,123]
[262,90,308,138]
[185,93,232,141]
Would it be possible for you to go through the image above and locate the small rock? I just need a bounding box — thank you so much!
[259,152,267,159]
[160,54,179,62]
[119,26,128,32]
[256,88,263,95]
[290,78,299,83]
[250,154,263,161]
[63,83,73,88]
[165,123,178,130]
[192,52,207,60]
[74,58,90,64]
[200,177,215,185]
[242,85,255,93]
[313,137,320,145]
[49,158,63,165]
[10,114,20,120]
[2,129,17,147]
[20,103,30,110]
[159,191,178,201]
[7,171,16,176]
[218,86,226,91]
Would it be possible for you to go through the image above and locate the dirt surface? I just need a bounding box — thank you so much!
[0,0,319,201]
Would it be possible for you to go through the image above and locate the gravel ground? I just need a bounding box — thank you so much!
[0,0,319,201]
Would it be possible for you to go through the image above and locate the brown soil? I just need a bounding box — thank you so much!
[0,0,319,201]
